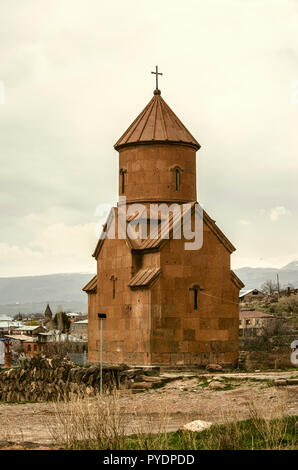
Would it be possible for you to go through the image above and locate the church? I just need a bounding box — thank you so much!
[83,76,244,367]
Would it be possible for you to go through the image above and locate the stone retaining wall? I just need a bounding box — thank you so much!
[0,355,161,402]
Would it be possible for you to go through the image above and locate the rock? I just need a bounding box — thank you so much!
[286,379,298,385]
[134,375,162,383]
[274,379,287,386]
[131,382,153,390]
[206,363,222,372]
[120,369,143,379]
[179,420,213,432]
[141,366,161,376]
[210,376,225,382]
[208,381,226,389]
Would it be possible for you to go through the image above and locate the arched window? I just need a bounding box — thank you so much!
[189,284,202,310]
[120,169,127,194]
[193,287,198,310]
[175,168,180,191]
[170,165,183,192]
[110,275,117,299]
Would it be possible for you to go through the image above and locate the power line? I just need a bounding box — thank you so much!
[199,290,240,306]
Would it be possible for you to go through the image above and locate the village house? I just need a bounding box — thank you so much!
[22,337,41,357]
[239,310,275,337]
[239,289,265,303]
[84,83,244,367]
[0,320,23,338]
[38,331,88,364]
[5,330,87,360]
[4,334,40,357]
[37,331,87,351]
[0,316,14,322]
[10,325,46,336]
[70,319,88,340]
[66,312,81,322]
[279,287,298,297]
[0,338,10,367]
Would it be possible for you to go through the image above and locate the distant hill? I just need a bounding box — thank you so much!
[235,260,298,293]
[0,273,94,316]
[281,259,298,271]
[0,261,297,316]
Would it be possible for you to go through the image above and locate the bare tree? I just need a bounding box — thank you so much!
[261,280,278,295]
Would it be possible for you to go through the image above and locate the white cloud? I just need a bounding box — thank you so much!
[270,206,292,222]
[0,222,97,277]
[257,209,266,216]
[0,0,297,274]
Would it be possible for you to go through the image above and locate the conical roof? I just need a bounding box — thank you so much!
[44,303,53,319]
[114,90,200,151]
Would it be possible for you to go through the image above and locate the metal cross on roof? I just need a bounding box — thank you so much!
[151,65,163,90]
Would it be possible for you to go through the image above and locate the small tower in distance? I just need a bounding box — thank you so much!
[44,303,53,325]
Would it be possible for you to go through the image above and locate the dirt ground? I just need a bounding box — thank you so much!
[0,370,297,449]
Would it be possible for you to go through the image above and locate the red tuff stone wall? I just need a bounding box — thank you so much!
[118,144,197,203]
[88,236,152,365]
[149,218,239,366]
[88,213,239,367]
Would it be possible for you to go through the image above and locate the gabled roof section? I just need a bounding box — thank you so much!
[92,203,237,259]
[128,268,161,289]
[92,207,116,259]
[239,288,263,297]
[231,270,245,290]
[82,275,97,293]
[114,90,201,151]
[132,202,196,251]
[128,205,236,254]
[203,211,236,254]
[6,334,38,342]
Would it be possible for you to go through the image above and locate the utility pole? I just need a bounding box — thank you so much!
[277,274,280,299]
[98,313,107,395]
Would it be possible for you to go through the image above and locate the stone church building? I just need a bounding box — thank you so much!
[84,86,244,367]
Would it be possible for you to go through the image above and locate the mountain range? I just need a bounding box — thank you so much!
[235,259,298,293]
[0,273,94,316]
[0,260,297,316]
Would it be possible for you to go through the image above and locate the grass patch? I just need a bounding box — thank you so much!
[124,416,297,450]
[0,400,39,404]
[196,376,238,391]
[53,412,298,450]
[197,377,209,387]
[49,388,297,450]
[152,376,184,389]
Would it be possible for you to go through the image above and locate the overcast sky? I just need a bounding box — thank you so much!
[0,0,297,277]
